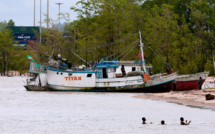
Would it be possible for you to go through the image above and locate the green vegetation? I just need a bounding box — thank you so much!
[0,0,215,75]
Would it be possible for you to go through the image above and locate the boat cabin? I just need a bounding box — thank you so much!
[93,61,119,79]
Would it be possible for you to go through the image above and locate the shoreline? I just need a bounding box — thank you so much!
[134,90,215,108]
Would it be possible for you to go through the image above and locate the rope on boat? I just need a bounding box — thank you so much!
[54,32,139,52]
[144,44,172,68]
[105,40,139,59]
[120,43,138,60]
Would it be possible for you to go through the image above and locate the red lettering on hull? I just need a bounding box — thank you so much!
[65,76,82,81]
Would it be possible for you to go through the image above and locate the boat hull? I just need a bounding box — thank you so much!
[174,80,205,91]
[141,73,177,92]
[175,72,208,91]
[142,80,174,92]
[24,85,50,91]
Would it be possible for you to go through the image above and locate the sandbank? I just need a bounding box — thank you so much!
[134,90,215,108]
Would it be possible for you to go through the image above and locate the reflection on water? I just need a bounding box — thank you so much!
[0,76,215,134]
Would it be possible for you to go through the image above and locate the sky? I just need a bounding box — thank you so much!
[0,0,80,27]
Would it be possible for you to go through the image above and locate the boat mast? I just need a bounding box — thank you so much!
[139,31,147,73]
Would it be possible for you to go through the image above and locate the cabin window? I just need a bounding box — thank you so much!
[57,72,59,75]
[69,73,72,76]
[114,67,116,72]
[97,69,103,78]
[87,74,92,77]
[61,73,63,75]
[102,68,108,78]
[132,67,136,71]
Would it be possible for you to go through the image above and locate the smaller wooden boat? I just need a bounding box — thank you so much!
[24,62,50,91]
[174,72,209,91]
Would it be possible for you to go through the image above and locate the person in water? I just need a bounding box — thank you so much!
[142,117,146,124]
[180,117,191,125]
[142,117,152,124]
[161,120,165,125]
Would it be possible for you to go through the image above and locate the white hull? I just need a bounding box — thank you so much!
[47,67,144,91]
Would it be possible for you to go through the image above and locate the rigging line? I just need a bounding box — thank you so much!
[145,45,158,56]
[145,44,171,67]
[54,32,139,52]
[106,40,139,59]
[117,42,138,60]
[116,43,137,59]
[120,43,138,60]
[77,32,138,51]
[117,41,139,59]
[118,43,138,59]
[106,40,138,59]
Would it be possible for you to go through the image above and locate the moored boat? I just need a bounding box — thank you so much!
[24,62,49,91]
[47,61,145,92]
[46,31,147,92]
[174,72,209,91]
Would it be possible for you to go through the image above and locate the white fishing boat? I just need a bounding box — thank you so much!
[47,61,145,91]
[46,31,147,92]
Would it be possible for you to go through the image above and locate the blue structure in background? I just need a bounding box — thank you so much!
[8,26,39,49]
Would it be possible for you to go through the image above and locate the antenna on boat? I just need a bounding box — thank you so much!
[139,30,147,73]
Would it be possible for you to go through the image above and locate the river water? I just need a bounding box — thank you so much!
[0,76,215,134]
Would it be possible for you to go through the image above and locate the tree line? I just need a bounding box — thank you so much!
[0,0,215,75]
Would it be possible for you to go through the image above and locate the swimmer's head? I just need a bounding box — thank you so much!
[142,117,146,121]
[161,120,165,125]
